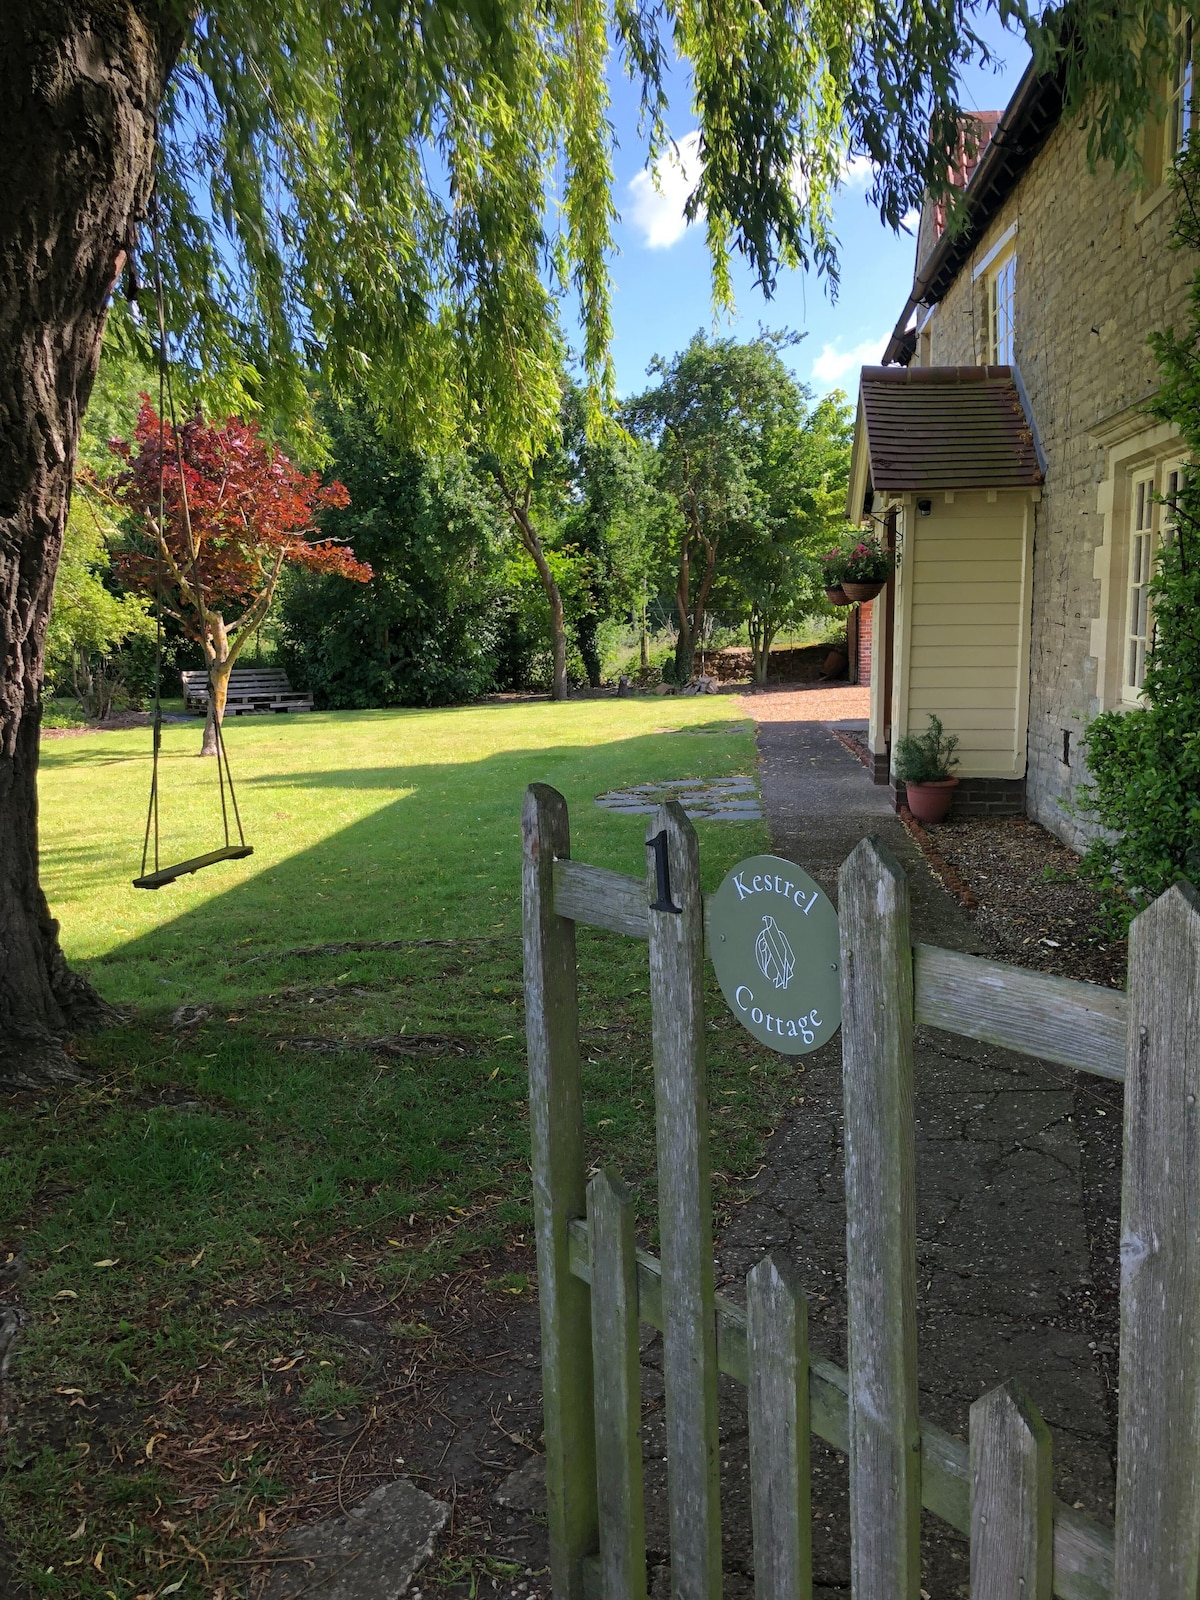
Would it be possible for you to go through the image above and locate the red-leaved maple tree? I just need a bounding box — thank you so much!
[113,401,370,753]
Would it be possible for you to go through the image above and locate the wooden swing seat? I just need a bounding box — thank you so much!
[133,844,254,891]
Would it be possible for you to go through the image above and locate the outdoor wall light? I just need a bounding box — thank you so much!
[917,498,933,516]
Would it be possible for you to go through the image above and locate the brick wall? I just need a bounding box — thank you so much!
[917,122,1193,849]
[856,600,873,687]
[891,776,1026,817]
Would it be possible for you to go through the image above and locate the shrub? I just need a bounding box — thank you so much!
[893,714,960,784]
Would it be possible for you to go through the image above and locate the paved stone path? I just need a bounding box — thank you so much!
[693,687,1114,1596]
[595,774,763,821]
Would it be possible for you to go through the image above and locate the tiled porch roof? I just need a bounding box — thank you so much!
[857,364,1044,493]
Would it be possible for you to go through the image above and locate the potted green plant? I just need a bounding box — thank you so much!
[823,537,894,603]
[893,714,960,823]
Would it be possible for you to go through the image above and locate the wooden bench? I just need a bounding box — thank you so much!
[180,668,314,716]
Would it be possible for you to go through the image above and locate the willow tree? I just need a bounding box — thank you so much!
[0,0,1183,1077]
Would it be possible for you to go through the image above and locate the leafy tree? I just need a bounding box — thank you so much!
[482,452,574,702]
[0,0,1185,1069]
[481,381,654,698]
[45,500,154,716]
[111,403,368,753]
[627,331,814,682]
[46,313,158,713]
[557,387,658,687]
[728,391,854,683]
[1080,149,1200,915]
[277,406,507,708]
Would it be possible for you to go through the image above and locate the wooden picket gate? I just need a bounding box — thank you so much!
[521,782,1200,1600]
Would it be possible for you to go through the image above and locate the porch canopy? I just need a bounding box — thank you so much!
[849,364,1043,515]
[848,364,1044,795]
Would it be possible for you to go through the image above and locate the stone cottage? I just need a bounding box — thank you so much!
[848,27,1194,846]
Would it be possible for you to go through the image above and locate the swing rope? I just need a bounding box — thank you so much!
[134,197,252,891]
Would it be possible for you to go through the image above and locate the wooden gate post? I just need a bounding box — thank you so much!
[523,783,597,1599]
[970,1379,1053,1600]
[838,836,921,1599]
[1115,880,1200,1599]
[587,1168,647,1600]
[646,801,722,1600]
[747,1252,812,1600]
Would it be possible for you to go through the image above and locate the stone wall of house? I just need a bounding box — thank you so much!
[916,121,1194,849]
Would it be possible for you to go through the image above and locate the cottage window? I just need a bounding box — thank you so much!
[1162,461,1186,542]
[1124,472,1160,697]
[1169,10,1195,158]
[1089,418,1188,713]
[988,251,1016,365]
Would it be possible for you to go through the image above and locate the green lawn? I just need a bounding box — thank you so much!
[3,697,802,1597]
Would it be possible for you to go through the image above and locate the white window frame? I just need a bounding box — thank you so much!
[1123,471,1158,699]
[1162,459,1186,543]
[1119,458,1188,701]
[1169,9,1195,159]
[1087,413,1187,714]
[987,250,1016,365]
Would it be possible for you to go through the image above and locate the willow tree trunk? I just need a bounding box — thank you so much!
[0,2,184,1084]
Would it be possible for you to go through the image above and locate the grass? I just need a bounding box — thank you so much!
[2,696,806,1597]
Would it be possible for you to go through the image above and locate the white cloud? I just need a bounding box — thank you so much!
[901,206,921,232]
[810,334,891,390]
[627,131,705,250]
[841,153,876,189]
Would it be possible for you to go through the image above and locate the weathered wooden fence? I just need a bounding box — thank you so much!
[522,781,1200,1600]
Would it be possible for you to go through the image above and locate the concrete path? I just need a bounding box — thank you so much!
[699,687,1114,1597]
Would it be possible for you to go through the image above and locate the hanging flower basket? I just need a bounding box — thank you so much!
[842,579,885,603]
[823,536,894,604]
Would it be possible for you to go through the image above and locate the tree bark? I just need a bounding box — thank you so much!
[511,502,569,701]
[0,1,185,1082]
[674,534,694,682]
[200,653,231,758]
[674,527,719,685]
[749,611,778,684]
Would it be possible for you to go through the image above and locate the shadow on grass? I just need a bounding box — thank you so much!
[74,726,763,1006]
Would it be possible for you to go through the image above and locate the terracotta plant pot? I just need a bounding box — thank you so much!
[824,585,851,606]
[905,776,959,824]
[842,579,885,603]
[822,649,848,678]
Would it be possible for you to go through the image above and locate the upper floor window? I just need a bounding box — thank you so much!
[1169,10,1195,158]
[988,251,1016,365]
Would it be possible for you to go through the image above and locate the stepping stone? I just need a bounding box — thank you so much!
[263,1479,448,1600]
[595,777,761,822]
[494,1454,547,1512]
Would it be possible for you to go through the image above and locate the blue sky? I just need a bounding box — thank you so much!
[595,18,1032,400]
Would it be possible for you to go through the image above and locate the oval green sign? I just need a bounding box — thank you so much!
[709,854,841,1055]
